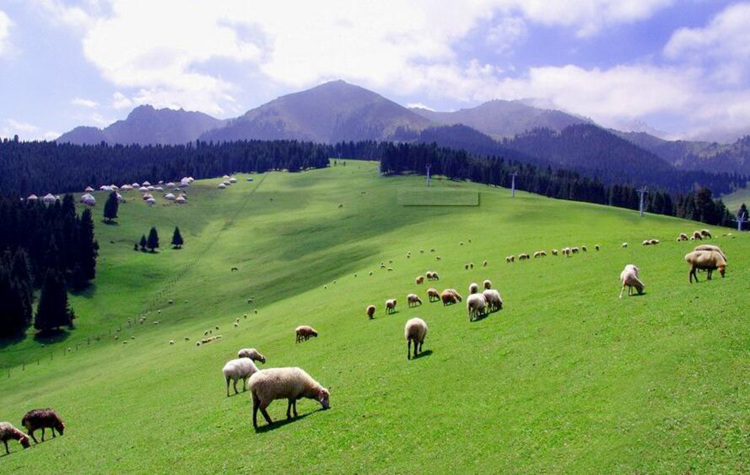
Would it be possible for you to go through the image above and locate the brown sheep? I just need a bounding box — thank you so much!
[694,244,727,261]
[407,293,423,307]
[385,299,398,314]
[685,250,726,283]
[21,409,65,444]
[366,305,375,319]
[295,325,318,343]
[415,276,425,285]
[427,288,440,302]
[441,289,462,306]
[691,231,702,241]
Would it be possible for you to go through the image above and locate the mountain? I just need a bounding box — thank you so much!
[200,80,431,143]
[57,105,223,145]
[410,100,591,138]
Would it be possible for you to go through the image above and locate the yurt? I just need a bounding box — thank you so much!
[164,193,176,201]
[84,186,95,192]
[143,181,152,187]
[42,193,57,204]
[146,197,156,205]
[27,194,38,201]
[217,183,227,189]
[229,177,237,183]
[139,186,149,192]
[175,195,187,204]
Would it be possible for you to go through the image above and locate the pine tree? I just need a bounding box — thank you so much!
[78,208,98,280]
[103,191,119,223]
[171,226,184,249]
[147,227,159,252]
[35,270,73,333]
[139,234,148,252]
[740,203,749,220]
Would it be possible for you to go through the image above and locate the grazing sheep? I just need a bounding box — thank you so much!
[619,264,645,298]
[466,293,487,321]
[677,233,689,241]
[21,409,65,444]
[700,229,712,238]
[571,247,580,254]
[427,288,440,302]
[595,244,600,251]
[469,283,479,294]
[642,239,650,246]
[685,250,726,283]
[415,275,425,285]
[552,249,559,256]
[222,358,260,396]
[691,231,703,241]
[441,289,462,306]
[649,239,659,245]
[295,325,318,342]
[238,348,267,364]
[506,255,515,263]
[482,289,503,311]
[385,299,398,314]
[366,305,376,319]
[693,244,727,261]
[0,422,30,454]
[533,251,542,258]
[169,340,175,345]
[482,260,488,267]
[518,253,529,260]
[464,264,470,270]
[407,293,423,307]
[561,247,571,257]
[581,246,587,252]
[622,242,628,248]
[483,279,492,290]
[249,367,330,430]
[436,256,442,261]
[426,271,439,280]
[470,262,474,269]
[405,318,428,360]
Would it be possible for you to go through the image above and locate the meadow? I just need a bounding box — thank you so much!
[1,160,748,473]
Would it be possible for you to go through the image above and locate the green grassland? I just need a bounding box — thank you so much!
[722,184,750,217]
[1,161,749,473]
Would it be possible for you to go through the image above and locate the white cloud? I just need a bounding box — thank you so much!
[0,119,58,141]
[664,2,750,85]
[406,103,435,111]
[111,91,133,110]
[72,97,99,108]
[486,17,527,53]
[0,10,12,57]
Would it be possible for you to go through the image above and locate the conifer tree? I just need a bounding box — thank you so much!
[147,227,159,252]
[171,227,184,249]
[103,191,119,223]
[140,234,148,252]
[35,270,73,333]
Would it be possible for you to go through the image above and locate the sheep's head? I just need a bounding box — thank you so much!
[318,388,330,409]
[56,420,65,435]
[718,265,726,277]
[258,355,267,364]
[20,435,30,449]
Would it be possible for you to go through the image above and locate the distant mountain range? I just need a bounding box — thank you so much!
[56,80,750,177]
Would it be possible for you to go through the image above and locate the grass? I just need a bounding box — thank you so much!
[397,187,479,206]
[721,183,750,217]
[1,160,749,473]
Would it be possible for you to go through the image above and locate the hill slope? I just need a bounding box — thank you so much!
[411,99,591,138]
[57,105,223,145]
[201,80,431,143]
[1,162,748,472]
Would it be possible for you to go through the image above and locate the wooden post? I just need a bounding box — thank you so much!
[511,172,518,198]
[637,186,648,217]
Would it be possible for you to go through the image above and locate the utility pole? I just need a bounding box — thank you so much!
[510,172,518,198]
[426,164,431,187]
[734,212,747,231]
[637,186,648,217]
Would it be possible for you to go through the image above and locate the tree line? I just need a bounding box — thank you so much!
[0,139,331,197]
[0,196,97,338]
[378,142,737,227]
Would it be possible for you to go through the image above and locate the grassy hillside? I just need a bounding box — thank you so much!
[1,161,748,473]
[721,184,750,216]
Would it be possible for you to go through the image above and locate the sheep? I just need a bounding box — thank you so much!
[622,242,628,248]
[649,239,659,245]
[518,253,529,260]
[581,246,587,252]
[415,275,425,285]
[466,293,487,321]
[469,283,479,294]
[595,244,600,251]
[677,233,689,241]
[483,279,492,290]
[482,260,488,267]
[169,340,175,345]
[385,299,398,314]
[482,289,503,312]
[427,288,440,302]
[642,240,650,246]
[407,293,423,307]
[426,271,439,280]
[561,247,570,257]
[21,409,65,444]
[0,422,30,454]
[685,250,726,283]
[295,325,318,342]
[619,264,645,298]
[436,256,442,261]
[469,262,474,269]
[571,247,579,254]
[405,318,428,360]
[533,251,542,258]
[366,305,376,319]
[249,367,330,430]
[441,289,462,306]
[691,231,702,241]
[238,348,267,364]
[693,244,727,261]
[222,358,260,396]
[464,264,470,270]
[552,249,559,256]
[700,229,712,238]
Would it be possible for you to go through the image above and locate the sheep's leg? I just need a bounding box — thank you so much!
[52,428,57,438]
[252,393,260,429]
[233,378,239,395]
[407,340,412,360]
[4,440,8,455]
[242,377,247,392]
[690,265,698,283]
[259,403,273,426]
[286,399,293,419]
[707,269,713,280]
[226,377,231,397]
[293,399,298,418]
[619,284,625,299]
[41,428,45,441]
[28,430,38,444]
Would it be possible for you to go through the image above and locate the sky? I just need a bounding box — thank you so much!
[1,0,750,142]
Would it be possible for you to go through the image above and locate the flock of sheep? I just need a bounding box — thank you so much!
[0,409,65,455]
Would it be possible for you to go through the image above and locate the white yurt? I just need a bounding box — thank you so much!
[139,186,149,192]
[222,175,230,180]
[175,195,187,204]
[142,193,153,200]
[143,181,152,186]
[217,183,227,189]
[164,193,176,200]
[166,182,176,188]
[27,194,38,201]
[121,184,133,191]
[155,186,164,191]
[42,193,57,204]
[132,182,140,188]
[84,186,95,192]
[146,197,156,205]
[100,185,112,192]
[147,185,155,191]
[229,177,237,183]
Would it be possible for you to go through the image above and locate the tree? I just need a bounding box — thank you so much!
[0,267,32,337]
[78,208,98,281]
[34,270,74,333]
[139,234,148,252]
[740,203,748,219]
[147,227,159,252]
[103,191,119,223]
[171,227,184,249]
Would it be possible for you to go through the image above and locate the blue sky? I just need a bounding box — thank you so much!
[1,0,749,142]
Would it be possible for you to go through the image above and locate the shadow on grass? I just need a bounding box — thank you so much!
[33,329,71,345]
[255,411,315,433]
[226,389,250,399]
[412,349,433,360]
[101,220,119,226]
[470,312,491,323]
[70,282,97,299]
[0,332,26,350]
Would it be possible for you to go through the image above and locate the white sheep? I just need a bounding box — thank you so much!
[249,367,330,430]
[482,289,503,312]
[427,288,440,302]
[366,305,376,319]
[385,299,398,314]
[407,293,423,307]
[238,348,267,364]
[693,244,727,261]
[222,358,260,397]
[1,422,31,454]
[466,293,487,321]
[685,250,726,283]
[619,264,645,298]
[405,318,428,360]
[469,283,479,294]
[483,279,492,290]
[622,242,628,248]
